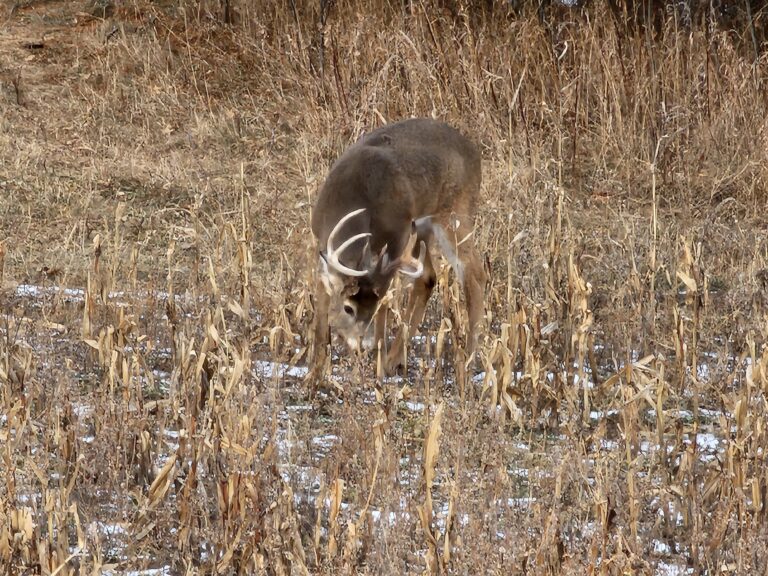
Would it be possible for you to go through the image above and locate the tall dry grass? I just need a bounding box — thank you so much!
[1,0,768,574]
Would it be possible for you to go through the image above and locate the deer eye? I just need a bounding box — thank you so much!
[343,304,354,316]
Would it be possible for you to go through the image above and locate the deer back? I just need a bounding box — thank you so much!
[312,118,481,266]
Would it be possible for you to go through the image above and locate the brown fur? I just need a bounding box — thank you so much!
[309,118,486,377]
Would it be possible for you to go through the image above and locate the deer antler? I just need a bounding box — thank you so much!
[325,208,371,277]
[396,234,426,278]
[380,230,426,278]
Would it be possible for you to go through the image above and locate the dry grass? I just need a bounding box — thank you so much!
[1,0,768,574]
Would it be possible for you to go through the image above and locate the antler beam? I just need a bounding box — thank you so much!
[325,208,371,277]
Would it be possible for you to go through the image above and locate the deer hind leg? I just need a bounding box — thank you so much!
[385,239,437,376]
[433,217,486,360]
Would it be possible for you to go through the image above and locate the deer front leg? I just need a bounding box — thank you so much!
[373,304,388,375]
[307,278,331,382]
[385,249,436,375]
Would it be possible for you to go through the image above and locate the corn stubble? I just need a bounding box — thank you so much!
[1,0,768,574]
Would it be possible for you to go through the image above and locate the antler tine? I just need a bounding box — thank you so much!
[377,231,426,278]
[325,208,371,277]
[327,232,371,277]
[397,239,426,279]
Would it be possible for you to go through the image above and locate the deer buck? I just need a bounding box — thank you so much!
[309,118,486,377]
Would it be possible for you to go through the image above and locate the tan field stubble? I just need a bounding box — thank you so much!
[1,1,768,574]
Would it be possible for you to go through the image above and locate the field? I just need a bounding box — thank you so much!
[1,0,768,574]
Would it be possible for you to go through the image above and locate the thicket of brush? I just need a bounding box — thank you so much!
[1,0,768,573]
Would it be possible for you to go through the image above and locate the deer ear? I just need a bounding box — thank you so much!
[318,252,350,295]
[318,252,335,295]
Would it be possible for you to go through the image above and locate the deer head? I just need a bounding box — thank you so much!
[317,208,425,350]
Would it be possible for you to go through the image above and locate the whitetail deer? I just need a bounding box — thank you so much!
[309,118,486,377]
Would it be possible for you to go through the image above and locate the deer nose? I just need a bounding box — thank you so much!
[346,335,362,353]
[346,333,377,353]
[361,334,375,351]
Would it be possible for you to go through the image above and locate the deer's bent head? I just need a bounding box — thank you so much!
[318,208,425,351]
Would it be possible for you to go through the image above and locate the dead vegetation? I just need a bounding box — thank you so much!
[1,0,768,574]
